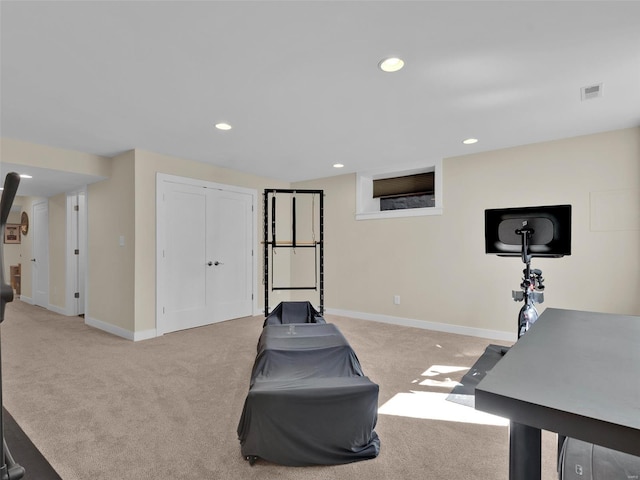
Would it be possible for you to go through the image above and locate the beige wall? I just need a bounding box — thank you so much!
[1,138,289,336]
[87,151,136,331]
[276,191,320,305]
[293,127,640,335]
[3,128,638,339]
[133,149,289,333]
[1,139,111,309]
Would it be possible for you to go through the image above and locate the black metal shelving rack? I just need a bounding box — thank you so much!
[263,189,324,316]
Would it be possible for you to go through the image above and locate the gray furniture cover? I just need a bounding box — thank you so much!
[263,301,325,327]
[237,323,380,466]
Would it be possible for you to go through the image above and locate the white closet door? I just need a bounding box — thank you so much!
[209,188,253,323]
[158,179,254,335]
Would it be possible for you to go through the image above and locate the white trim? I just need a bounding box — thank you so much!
[158,173,258,197]
[32,200,50,307]
[47,303,69,316]
[65,188,88,317]
[85,316,132,341]
[356,206,443,220]
[19,296,34,305]
[326,308,516,342]
[65,194,75,315]
[356,159,443,221]
[133,329,157,342]
[84,316,156,342]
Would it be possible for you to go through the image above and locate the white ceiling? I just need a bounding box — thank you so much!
[1,1,639,196]
[0,162,105,198]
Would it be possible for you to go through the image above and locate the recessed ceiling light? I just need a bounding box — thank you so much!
[379,57,404,73]
[333,163,344,168]
[462,138,478,145]
[215,123,232,131]
[19,174,33,178]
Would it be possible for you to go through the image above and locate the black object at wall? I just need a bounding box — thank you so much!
[0,172,26,480]
[485,204,572,258]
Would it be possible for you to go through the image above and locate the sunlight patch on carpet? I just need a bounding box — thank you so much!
[378,391,508,426]
[421,365,468,377]
[411,365,467,388]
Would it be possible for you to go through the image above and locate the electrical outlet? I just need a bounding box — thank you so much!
[394,295,400,305]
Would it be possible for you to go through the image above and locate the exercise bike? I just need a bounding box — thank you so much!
[486,205,571,343]
[512,223,545,339]
[0,172,26,480]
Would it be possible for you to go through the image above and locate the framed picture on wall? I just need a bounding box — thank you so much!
[4,224,21,244]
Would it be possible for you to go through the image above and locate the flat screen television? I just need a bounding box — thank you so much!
[485,204,572,258]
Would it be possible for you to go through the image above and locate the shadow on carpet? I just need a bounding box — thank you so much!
[446,344,510,408]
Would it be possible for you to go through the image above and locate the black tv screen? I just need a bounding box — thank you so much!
[485,204,572,257]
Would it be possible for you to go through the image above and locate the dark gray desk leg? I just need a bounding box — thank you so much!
[509,421,541,480]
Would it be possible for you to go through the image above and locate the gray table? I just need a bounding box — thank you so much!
[475,308,640,480]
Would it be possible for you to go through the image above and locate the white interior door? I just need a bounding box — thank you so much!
[209,188,253,322]
[32,200,49,307]
[162,183,210,333]
[158,177,254,335]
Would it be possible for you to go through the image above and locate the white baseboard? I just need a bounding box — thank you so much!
[84,316,158,342]
[325,308,516,342]
[133,328,157,342]
[18,296,34,305]
[84,316,133,341]
[19,297,72,316]
[47,303,71,316]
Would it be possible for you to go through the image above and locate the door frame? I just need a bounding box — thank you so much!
[32,200,49,308]
[156,173,258,336]
[65,188,87,316]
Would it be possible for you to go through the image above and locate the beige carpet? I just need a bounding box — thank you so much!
[1,301,558,479]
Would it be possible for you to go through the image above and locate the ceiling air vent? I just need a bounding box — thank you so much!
[581,83,603,101]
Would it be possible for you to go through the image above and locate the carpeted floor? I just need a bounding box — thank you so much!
[1,300,558,479]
